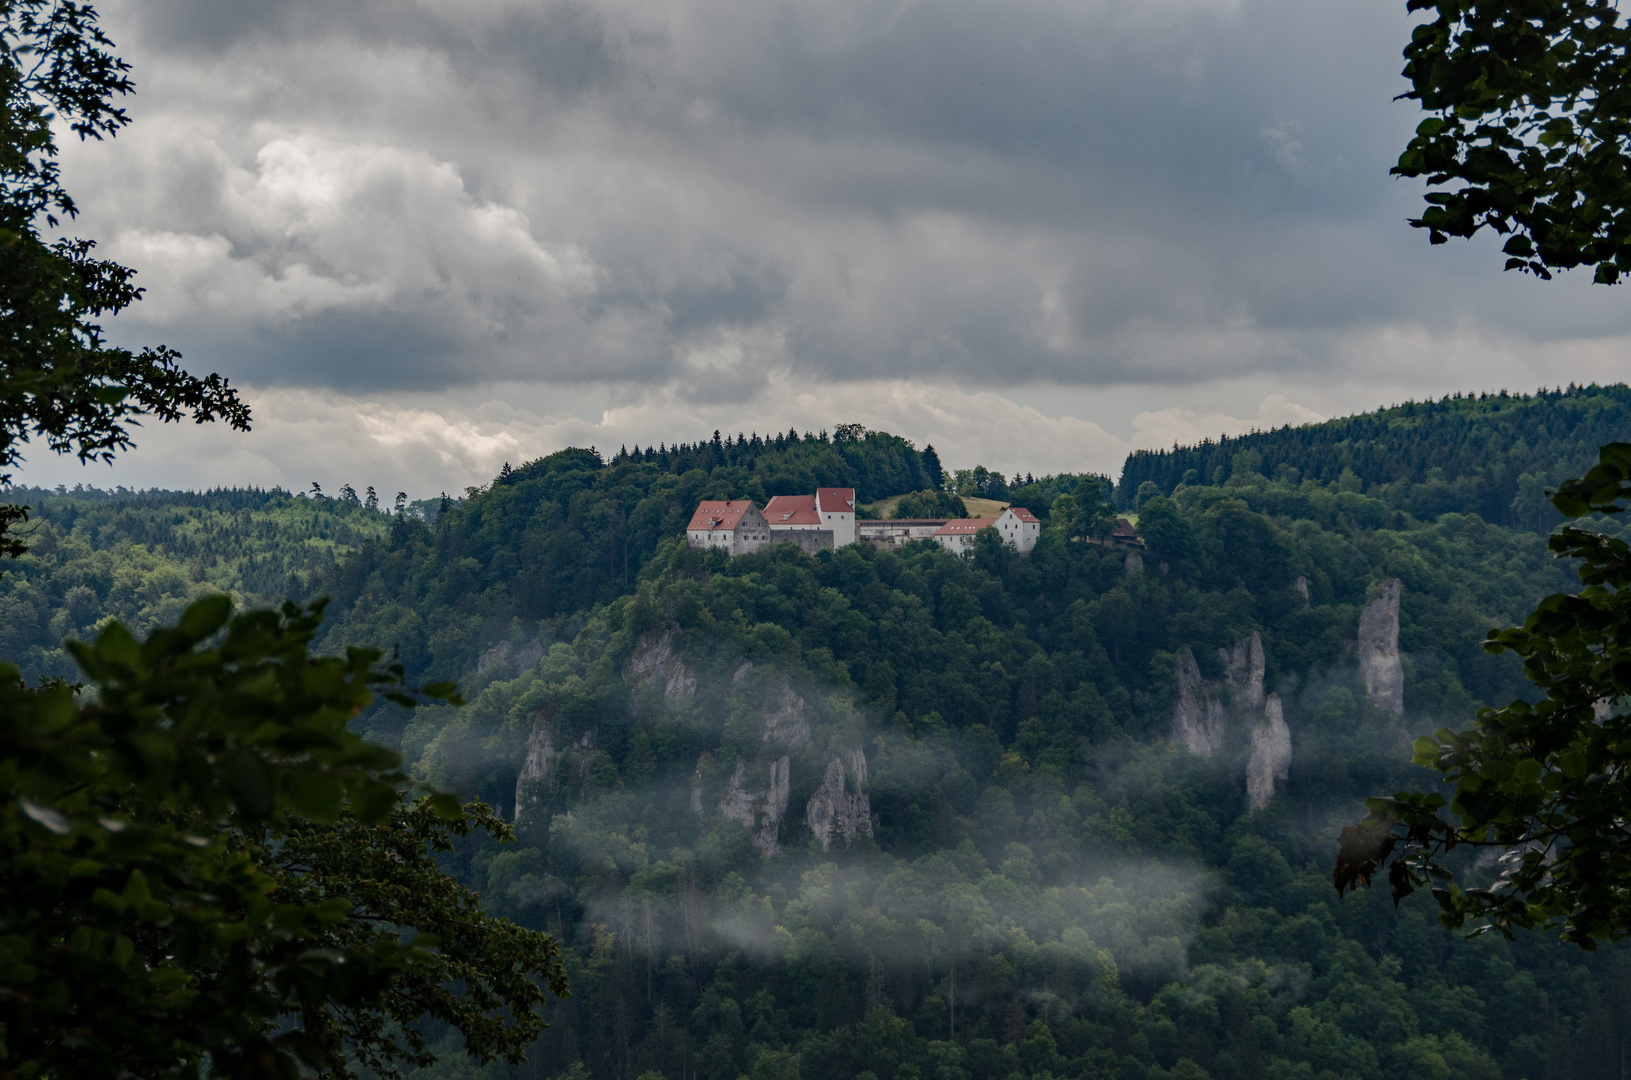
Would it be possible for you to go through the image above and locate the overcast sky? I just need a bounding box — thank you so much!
[16,0,1631,497]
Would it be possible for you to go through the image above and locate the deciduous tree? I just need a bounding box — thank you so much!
[1339,443,1631,945]
[1394,0,1631,282]
[0,595,568,1077]
[1,1,248,559]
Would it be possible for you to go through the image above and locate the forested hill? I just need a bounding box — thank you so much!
[313,429,950,680]
[0,485,386,678]
[1116,383,1631,530]
[9,410,1631,1077]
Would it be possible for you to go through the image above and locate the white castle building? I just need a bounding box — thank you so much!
[687,490,1041,556]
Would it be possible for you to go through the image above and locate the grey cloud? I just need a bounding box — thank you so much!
[81,0,1631,395]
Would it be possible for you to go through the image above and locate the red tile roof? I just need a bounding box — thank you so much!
[1006,507,1041,523]
[764,494,820,525]
[817,488,856,513]
[687,500,758,531]
[934,518,998,535]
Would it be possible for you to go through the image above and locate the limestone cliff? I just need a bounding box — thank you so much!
[1173,632,1296,809]
[806,748,873,851]
[623,628,697,701]
[1246,693,1292,812]
[719,756,793,854]
[513,715,600,827]
[512,715,554,828]
[1171,649,1229,756]
[1171,632,1264,755]
[1358,579,1404,715]
[760,683,812,749]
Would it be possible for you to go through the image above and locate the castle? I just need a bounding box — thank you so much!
[686,487,1041,556]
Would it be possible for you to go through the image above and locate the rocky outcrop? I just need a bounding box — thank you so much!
[719,756,793,854]
[1223,633,1265,713]
[807,749,873,851]
[1246,693,1292,812]
[478,638,544,678]
[1125,552,1145,576]
[1171,649,1230,756]
[513,712,601,827]
[1358,579,1404,715]
[728,658,812,748]
[1172,632,1295,809]
[512,715,555,828]
[689,751,714,816]
[1293,576,1310,604]
[760,684,812,749]
[1172,633,1264,755]
[624,628,697,701]
[619,633,875,853]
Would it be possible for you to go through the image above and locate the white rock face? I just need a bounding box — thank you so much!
[761,684,812,749]
[806,749,873,851]
[1171,648,1230,756]
[1294,576,1310,603]
[1172,631,1296,809]
[623,628,697,700]
[1358,579,1404,715]
[719,756,792,854]
[1246,693,1293,812]
[513,719,600,826]
[512,716,555,828]
[1172,632,1264,755]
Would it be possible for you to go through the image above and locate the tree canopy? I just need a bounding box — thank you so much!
[0,0,248,559]
[1394,0,1631,282]
[1341,443,1631,946]
[0,595,568,1077]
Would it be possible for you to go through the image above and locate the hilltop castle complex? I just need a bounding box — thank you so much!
[686,487,1041,556]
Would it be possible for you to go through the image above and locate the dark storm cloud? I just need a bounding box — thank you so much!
[75,0,1631,393]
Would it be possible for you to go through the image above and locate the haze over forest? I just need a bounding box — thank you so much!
[11,0,1631,1078]
[8,387,1631,1078]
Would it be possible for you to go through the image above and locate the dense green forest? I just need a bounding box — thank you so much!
[7,393,1631,1078]
[1116,384,1631,532]
[0,485,387,678]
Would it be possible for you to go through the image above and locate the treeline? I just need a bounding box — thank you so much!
[14,399,1631,1079]
[390,489,1608,1080]
[1116,383,1631,531]
[603,424,943,502]
[315,431,968,680]
[0,486,386,679]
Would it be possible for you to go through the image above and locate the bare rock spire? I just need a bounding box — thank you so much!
[1171,648,1229,755]
[1246,693,1293,811]
[1358,579,1404,715]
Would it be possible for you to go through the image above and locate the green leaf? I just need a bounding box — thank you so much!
[285,770,344,822]
[176,594,232,642]
[426,792,464,821]
[351,780,399,824]
[225,748,275,819]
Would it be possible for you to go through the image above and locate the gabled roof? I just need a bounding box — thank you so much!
[934,518,998,535]
[687,500,759,531]
[817,488,856,513]
[1004,507,1041,523]
[1112,518,1138,537]
[763,494,820,525]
